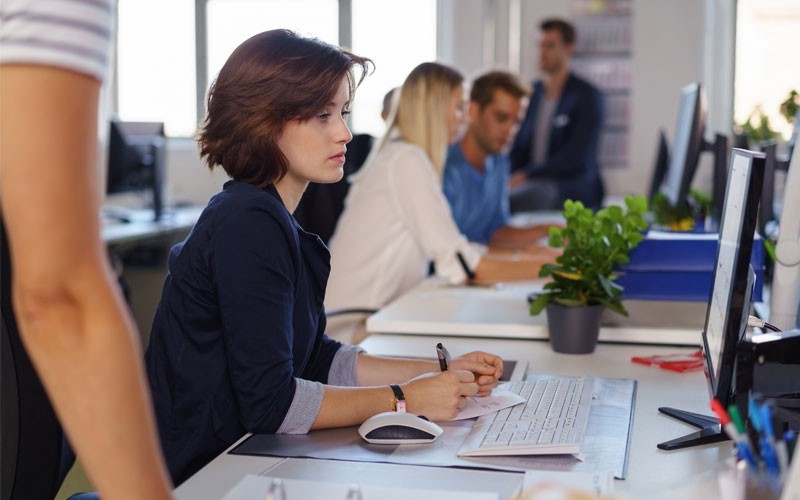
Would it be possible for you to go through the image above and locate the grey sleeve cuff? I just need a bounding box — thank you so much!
[328,344,366,387]
[276,378,324,435]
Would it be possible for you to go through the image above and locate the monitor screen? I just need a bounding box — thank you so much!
[701,148,765,407]
[648,129,670,201]
[106,120,166,220]
[661,83,707,207]
[656,148,764,451]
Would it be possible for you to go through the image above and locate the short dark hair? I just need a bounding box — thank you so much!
[470,70,530,109]
[199,29,372,188]
[540,18,576,46]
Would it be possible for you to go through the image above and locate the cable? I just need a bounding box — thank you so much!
[748,315,783,333]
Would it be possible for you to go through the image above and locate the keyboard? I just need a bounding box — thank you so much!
[457,376,595,457]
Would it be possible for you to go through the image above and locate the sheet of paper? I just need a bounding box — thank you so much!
[450,390,525,421]
[522,470,615,497]
[223,474,499,500]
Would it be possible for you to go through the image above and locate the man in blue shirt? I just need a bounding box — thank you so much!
[444,70,552,247]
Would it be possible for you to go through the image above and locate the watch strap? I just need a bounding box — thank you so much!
[389,384,406,413]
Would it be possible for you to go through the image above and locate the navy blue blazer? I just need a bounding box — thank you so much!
[509,73,605,208]
[145,181,342,485]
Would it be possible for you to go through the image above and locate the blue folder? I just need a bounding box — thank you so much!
[615,231,765,302]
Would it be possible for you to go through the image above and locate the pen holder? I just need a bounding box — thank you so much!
[717,461,782,500]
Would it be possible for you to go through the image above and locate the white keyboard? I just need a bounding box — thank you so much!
[458,376,595,457]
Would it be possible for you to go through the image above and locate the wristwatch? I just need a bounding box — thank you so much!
[390,384,406,413]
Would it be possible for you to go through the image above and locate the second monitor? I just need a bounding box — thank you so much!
[657,148,765,450]
[106,119,167,222]
[654,82,729,225]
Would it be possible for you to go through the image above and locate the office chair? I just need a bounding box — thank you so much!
[294,133,374,243]
[1,219,69,500]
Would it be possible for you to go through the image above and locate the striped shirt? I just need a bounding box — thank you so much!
[0,0,113,81]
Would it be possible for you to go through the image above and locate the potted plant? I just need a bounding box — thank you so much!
[529,195,649,354]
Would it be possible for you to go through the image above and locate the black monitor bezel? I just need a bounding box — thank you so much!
[661,82,707,208]
[700,148,765,409]
[106,119,166,221]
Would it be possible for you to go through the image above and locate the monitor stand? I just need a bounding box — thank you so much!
[656,407,729,450]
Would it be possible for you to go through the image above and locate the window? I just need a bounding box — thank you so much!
[735,0,800,141]
[350,0,437,137]
[115,1,437,138]
[116,0,196,137]
[206,0,339,85]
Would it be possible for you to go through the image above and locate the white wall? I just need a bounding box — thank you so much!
[164,139,228,206]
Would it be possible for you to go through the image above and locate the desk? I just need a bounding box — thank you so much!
[366,278,707,346]
[175,334,729,499]
[102,206,203,248]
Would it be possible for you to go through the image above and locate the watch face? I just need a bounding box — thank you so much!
[395,400,407,413]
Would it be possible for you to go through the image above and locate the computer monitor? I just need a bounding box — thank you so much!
[647,129,670,201]
[760,119,800,238]
[771,141,800,331]
[758,142,778,237]
[661,83,707,208]
[657,148,765,451]
[710,134,730,224]
[106,120,166,221]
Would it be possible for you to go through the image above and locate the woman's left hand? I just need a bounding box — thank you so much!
[449,351,504,396]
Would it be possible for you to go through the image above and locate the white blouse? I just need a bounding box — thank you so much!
[326,140,484,311]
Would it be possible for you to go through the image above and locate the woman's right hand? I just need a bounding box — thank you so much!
[401,370,478,421]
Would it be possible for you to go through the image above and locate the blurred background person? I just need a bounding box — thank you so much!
[327,62,557,311]
[508,18,605,212]
[443,69,554,249]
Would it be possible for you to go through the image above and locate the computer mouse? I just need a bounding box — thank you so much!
[358,411,443,445]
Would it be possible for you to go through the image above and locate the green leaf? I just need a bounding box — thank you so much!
[555,297,586,307]
[626,194,648,214]
[529,293,551,316]
[552,269,583,281]
[598,274,616,298]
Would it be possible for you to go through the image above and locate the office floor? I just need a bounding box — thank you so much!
[55,462,93,500]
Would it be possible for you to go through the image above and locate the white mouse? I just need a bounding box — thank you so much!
[358,411,443,445]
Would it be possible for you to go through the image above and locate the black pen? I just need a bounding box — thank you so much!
[456,251,476,281]
[436,342,451,371]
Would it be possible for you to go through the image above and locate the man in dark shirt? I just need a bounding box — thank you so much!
[509,18,605,211]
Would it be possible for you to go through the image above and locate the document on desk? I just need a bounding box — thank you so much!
[521,470,615,496]
[230,377,636,479]
[450,390,525,421]
[223,475,499,500]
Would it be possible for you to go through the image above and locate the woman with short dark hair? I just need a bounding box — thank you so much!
[145,29,505,485]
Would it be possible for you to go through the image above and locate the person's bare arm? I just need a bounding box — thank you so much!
[489,223,556,249]
[313,370,477,427]
[311,349,504,428]
[472,246,560,284]
[0,65,172,499]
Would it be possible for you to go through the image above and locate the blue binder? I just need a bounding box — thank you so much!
[615,231,765,302]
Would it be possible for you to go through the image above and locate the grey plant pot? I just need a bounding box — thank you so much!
[545,303,603,354]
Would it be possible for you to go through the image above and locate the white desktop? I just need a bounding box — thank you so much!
[174,335,728,500]
[365,278,705,345]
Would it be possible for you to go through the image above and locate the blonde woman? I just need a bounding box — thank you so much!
[327,62,555,311]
